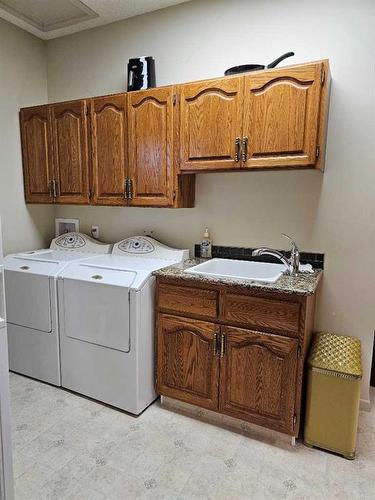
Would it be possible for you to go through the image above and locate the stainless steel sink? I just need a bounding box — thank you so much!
[184,258,286,283]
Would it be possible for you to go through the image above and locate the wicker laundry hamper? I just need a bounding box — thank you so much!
[304,332,362,459]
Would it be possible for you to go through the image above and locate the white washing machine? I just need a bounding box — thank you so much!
[4,233,111,386]
[58,236,189,414]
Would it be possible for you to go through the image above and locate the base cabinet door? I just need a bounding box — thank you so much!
[179,77,244,171]
[128,87,174,206]
[219,326,298,434]
[20,106,54,203]
[157,314,219,411]
[90,94,128,205]
[242,63,323,169]
[50,100,89,204]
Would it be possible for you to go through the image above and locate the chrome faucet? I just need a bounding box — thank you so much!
[252,234,300,275]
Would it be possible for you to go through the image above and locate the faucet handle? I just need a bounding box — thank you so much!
[282,233,300,274]
[281,233,299,251]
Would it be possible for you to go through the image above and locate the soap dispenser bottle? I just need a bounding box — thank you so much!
[200,227,212,259]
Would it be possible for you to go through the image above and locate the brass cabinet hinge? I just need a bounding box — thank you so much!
[316,145,320,159]
[297,345,302,357]
[321,68,325,86]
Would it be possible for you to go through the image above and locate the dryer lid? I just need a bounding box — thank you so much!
[60,261,137,288]
[4,255,65,276]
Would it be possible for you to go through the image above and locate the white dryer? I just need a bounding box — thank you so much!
[58,236,188,414]
[4,233,111,385]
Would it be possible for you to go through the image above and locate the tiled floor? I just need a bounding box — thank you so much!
[9,373,374,500]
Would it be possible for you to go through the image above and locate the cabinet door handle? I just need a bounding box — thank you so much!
[48,180,53,198]
[234,137,241,162]
[220,333,226,357]
[213,331,218,355]
[128,179,133,200]
[50,180,58,198]
[242,137,248,162]
[124,180,128,199]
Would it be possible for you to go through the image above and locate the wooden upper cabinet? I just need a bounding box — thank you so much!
[50,100,89,204]
[20,106,54,203]
[242,63,324,169]
[127,87,174,206]
[179,77,244,171]
[157,314,219,411]
[219,326,298,434]
[90,94,127,205]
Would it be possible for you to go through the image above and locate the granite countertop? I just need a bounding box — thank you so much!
[153,258,322,296]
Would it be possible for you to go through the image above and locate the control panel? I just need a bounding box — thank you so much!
[50,233,112,254]
[113,236,189,261]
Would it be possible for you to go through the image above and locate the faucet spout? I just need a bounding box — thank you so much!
[252,248,292,274]
[252,235,300,275]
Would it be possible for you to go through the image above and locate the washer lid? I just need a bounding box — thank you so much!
[60,262,137,288]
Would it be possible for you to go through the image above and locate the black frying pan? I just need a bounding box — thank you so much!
[224,52,295,76]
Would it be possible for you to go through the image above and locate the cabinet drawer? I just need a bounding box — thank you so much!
[158,283,218,319]
[222,293,300,336]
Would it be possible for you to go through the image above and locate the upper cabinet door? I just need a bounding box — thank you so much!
[127,87,174,206]
[90,94,127,206]
[242,63,323,169]
[179,77,244,171]
[20,106,54,204]
[50,100,89,204]
[219,326,298,434]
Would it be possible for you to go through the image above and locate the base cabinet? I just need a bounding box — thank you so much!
[219,326,298,434]
[156,314,219,411]
[156,279,316,437]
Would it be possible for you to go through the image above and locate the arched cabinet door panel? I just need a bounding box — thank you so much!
[20,106,54,204]
[156,314,220,410]
[179,77,244,171]
[242,63,323,169]
[90,94,127,206]
[219,326,298,434]
[50,100,89,204]
[128,87,174,206]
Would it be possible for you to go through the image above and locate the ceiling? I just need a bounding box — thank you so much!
[0,0,191,39]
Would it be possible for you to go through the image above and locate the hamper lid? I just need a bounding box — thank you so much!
[307,332,362,379]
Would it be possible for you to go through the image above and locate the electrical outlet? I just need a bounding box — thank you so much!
[143,230,154,238]
[91,226,100,239]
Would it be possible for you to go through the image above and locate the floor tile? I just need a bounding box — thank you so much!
[10,374,374,500]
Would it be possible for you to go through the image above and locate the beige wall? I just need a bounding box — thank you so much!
[45,0,375,401]
[0,19,54,254]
